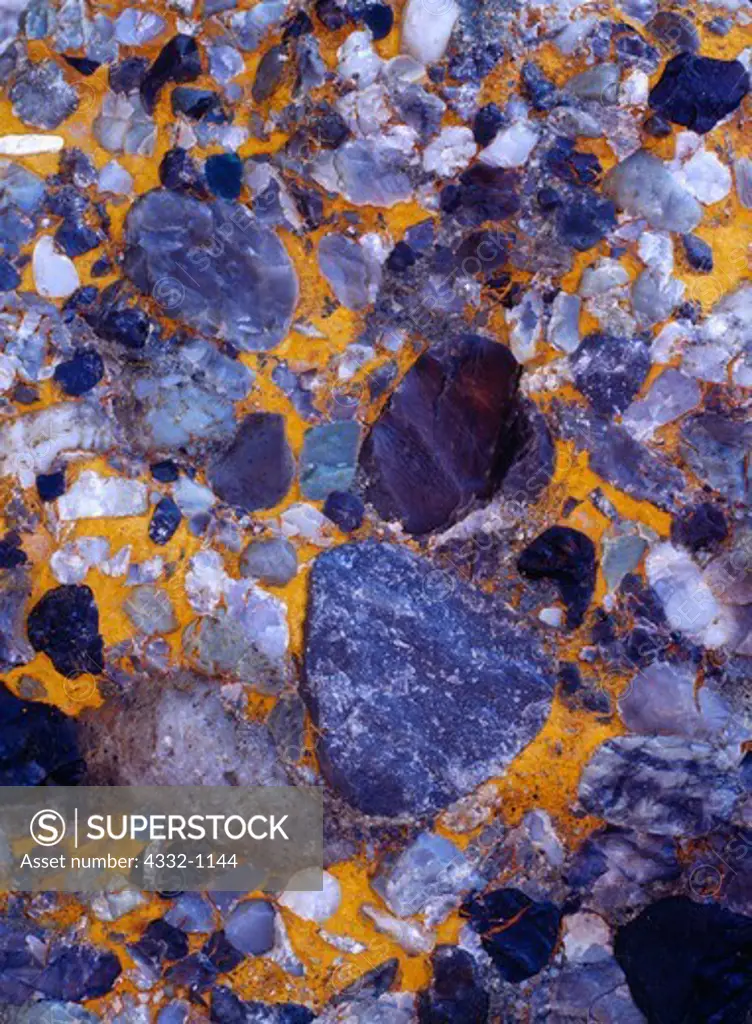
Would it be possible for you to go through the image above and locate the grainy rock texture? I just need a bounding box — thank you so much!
[303,542,556,818]
[77,673,287,787]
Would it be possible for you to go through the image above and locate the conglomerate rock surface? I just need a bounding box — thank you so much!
[0,0,749,1019]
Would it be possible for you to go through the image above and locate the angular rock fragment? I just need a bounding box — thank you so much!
[680,412,752,505]
[579,735,743,836]
[622,368,701,442]
[211,987,314,1024]
[300,421,360,500]
[649,53,750,134]
[401,0,458,64]
[208,413,294,513]
[140,34,202,114]
[10,61,79,129]
[375,832,481,919]
[318,234,378,311]
[123,584,178,635]
[27,584,104,678]
[359,334,521,534]
[500,401,556,506]
[462,889,561,983]
[604,150,701,232]
[224,899,276,956]
[78,673,288,787]
[556,189,616,252]
[671,501,728,553]
[615,897,752,1023]
[441,164,520,227]
[621,660,739,749]
[27,944,121,1004]
[0,567,34,671]
[518,527,597,630]
[557,406,685,511]
[240,537,297,587]
[57,471,148,521]
[303,542,555,818]
[124,189,298,351]
[570,333,651,416]
[417,947,489,1023]
[0,682,83,785]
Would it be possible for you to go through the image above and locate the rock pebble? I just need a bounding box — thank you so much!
[518,527,597,630]
[615,897,752,1022]
[0,682,83,785]
[124,189,298,351]
[360,334,521,534]
[208,413,294,513]
[579,735,743,836]
[303,542,555,818]
[10,61,79,129]
[649,53,750,134]
[27,584,104,678]
[462,888,561,983]
[78,673,287,787]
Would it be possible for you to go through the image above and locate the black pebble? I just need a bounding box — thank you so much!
[149,496,182,546]
[649,52,750,134]
[90,256,112,278]
[362,4,393,40]
[27,584,104,678]
[671,501,728,552]
[63,285,99,319]
[282,10,314,41]
[13,383,39,404]
[159,146,207,196]
[141,34,202,115]
[682,233,714,273]
[472,103,503,146]
[386,240,417,273]
[0,536,26,569]
[323,491,364,532]
[36,470,66,502]
[98,306,152,349]
[53,348,104,397]
[0,681,84,786]
[151,459,179,483]
[537,187,562,210]
[164,953,217,990]
[614,897,752,1023]
[643,113,672,137]
[205,153,243,200]
[518,526,597,629]
[312,109,350,148]
[461,889,561,983]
